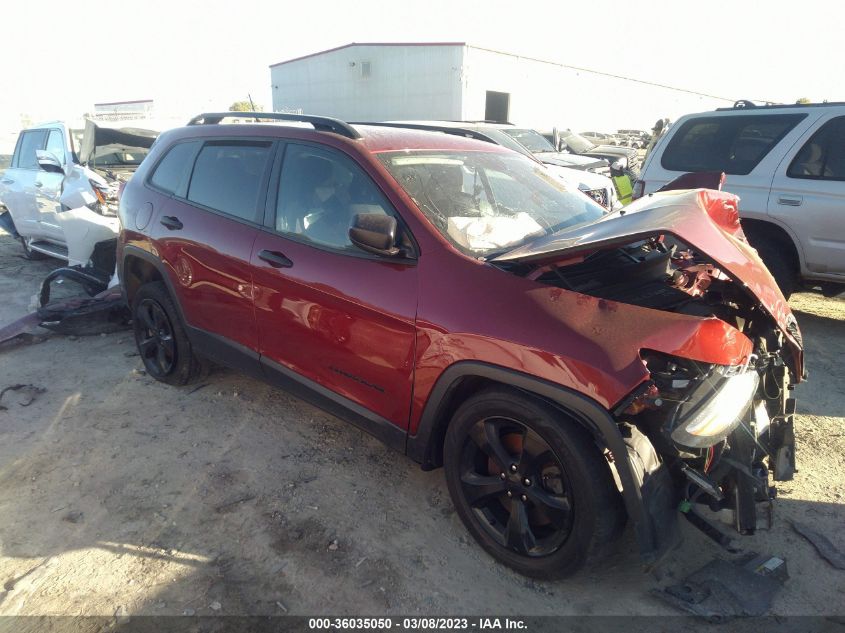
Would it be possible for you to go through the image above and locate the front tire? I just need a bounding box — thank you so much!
[443,387,625,579]
[132,281,205,385]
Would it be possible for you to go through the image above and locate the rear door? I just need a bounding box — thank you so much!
[768,114,845,277]
[147,138,274,365]
[1,129,47,239]
[251,141,418,431]
[642,113,811,220]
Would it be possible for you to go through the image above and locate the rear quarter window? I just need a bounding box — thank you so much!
[149,141,201,196]
[661,114,806,175]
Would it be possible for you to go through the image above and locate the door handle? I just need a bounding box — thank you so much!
[258,249,293,268]
[777,195,802,207]
[160,215,183,230]
[34,181,43,188]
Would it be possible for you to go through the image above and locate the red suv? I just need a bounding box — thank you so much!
[117,113,803,579]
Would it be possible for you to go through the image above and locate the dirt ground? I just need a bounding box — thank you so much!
[0,230,842,620]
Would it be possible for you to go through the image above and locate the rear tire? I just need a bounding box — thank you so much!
[20,237,47,260]
[443,387,625,579]
[132,281,206,385]
[751,237,796,299]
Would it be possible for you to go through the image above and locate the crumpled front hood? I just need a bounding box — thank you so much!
[79,119,159,166]
[494,189,802,357]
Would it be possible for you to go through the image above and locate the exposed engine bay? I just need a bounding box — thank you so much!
[496,219,801,548]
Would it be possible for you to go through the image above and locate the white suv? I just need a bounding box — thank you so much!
[0,119,157,268]
[635,102,845,297]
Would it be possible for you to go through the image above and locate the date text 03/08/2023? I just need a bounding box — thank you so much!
[308,617,527,630]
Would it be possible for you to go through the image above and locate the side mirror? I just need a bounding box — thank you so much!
[35,150,64,174]
[349,213,401,257]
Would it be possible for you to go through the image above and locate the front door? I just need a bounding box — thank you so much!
[768,115,845,277]
[252,142,418,429]
[34,128,68,242]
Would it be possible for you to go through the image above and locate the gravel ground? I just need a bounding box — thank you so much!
[0,231,842,621]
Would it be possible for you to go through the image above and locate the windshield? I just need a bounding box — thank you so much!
[378,150,605,257]
[561,131,596,153]
[500,128,556,153]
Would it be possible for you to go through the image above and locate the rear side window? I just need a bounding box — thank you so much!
[187,142,272,222]
[788,116,845,181]
[661,114,805,175]
[12,130,47,170]
[149,141,200,195]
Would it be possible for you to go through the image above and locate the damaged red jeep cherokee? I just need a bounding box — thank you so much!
[117,113,803,579]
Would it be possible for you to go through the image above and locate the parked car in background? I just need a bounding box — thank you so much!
[617,129,651,148]
[118,112,801,579]
[0,119,159,275]
[367,121,618,210]
[554,129,642,174]
[635,101,845,297]
[581,131,620,146]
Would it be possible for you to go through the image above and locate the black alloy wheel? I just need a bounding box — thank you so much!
[444,388,625,579]
[458,416,574,557]
[136,298,176,378]
[131,281,206,386]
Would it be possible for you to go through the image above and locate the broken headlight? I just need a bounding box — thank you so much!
[671,366,759,448]
[639,352,760,449]
[87,179,117,217]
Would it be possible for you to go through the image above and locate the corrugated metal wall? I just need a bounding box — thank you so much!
[271,45,464,121]
[270,44,732,130]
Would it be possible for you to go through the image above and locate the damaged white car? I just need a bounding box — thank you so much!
[0,119,158,281]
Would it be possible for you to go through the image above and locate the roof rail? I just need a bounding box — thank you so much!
[186,112,361,140]
[716,100,845,111]
[350,121,499,145]
[449,119,514,126]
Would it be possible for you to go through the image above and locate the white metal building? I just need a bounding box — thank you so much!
[270,43,735,131]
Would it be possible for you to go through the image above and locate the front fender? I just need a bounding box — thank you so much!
[407,361,672,561]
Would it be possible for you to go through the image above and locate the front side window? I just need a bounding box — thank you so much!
[788,116,845,181]
[662,114,806,175]
[186,141,272,222]
[12,130,47,170]
[45,130,65,164]
[275,144,397,251]
[378,150,604,257]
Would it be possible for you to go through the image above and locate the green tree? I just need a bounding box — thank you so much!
[795,97,811,104]
[228,100,263,112]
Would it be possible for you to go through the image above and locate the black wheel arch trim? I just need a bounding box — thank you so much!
[120,245,188,324]
[407,361,661,559]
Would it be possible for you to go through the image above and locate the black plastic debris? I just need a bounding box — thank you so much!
[791,521,845,570]
[0,384,46,411]
[37,286,130,336]
[652,554,788,620]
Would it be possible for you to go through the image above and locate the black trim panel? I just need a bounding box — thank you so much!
[260,356,407,453]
